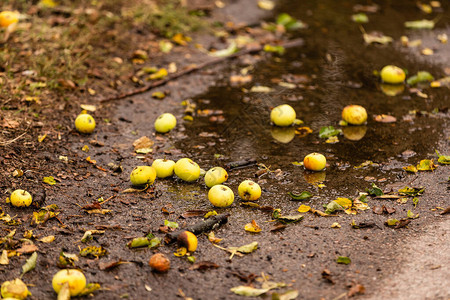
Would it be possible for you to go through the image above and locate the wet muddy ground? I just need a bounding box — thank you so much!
[1,0,449,299]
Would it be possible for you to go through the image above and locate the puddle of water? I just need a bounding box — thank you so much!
[175,0,449,201]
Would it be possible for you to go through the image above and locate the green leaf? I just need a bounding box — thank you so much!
[148,237,161,249]
[352,13,369,23]
[276,13,307,30]
[43,176,57,185]
[436,150,450,164]
[336,256,351,265]
[324,201,343,214]
[412,197,419,207]
[404,19,435,29]
[230,286,270,297]
[263,44,285,55]
[403,165,418,173]
[164,220,179,229]
[127,237,151,248]
[407,71,434,86]
[288,191,312,201]
[272,209,282,219]
[367,183,383,196]
[386,218,399,226]
[319,126,341,138]
[21,252,37,277]
[209,41,238,57]
[276,214,304,224]
[235,241,258,254]
[398,186,424,196]
[417,159,436,171]
[407,210,419,219]
[78,283,101,297]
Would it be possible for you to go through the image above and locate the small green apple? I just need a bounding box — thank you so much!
[152,159,175,178]
[1,278,29,300]
[130,166,156,186]
[10,189,32,207]
[238,180,262,201]
[270,126,295,143]
[52,269,86,296]
[342,126,367,141]
[154,113,177,133]
[75,113,96,134]
[174,158,200,182]
[208,185,234,207]
[204,167,228,188]
[303,153,326,171]
[380,65,405,84]
[342,105,367,125]
[270,104,296,127]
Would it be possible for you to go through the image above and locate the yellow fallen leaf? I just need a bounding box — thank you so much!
[38,134,47,143]
[39,235,55,243]
[334,197,352,209]
[244,220,262,233]
[298,205,311,213]
[331,222,341,228]
[80,104,96,112]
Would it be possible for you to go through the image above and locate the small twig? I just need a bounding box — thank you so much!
[165,213,230,243]
[0,125,31,146]
[100,38,304,103]
[100,195,116,205]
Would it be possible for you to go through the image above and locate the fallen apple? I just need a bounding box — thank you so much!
[270,126,295,143]
[174,158,200,182]
[341,105,367,125]
[10,189,32,207]
[52,269,86,296]
[342,125,367,141]
[238,180,261,201]
[130,166,156,186]
[154,113,176,133]
[0,11,19,28]
[270,104,296,127]
[208,185,234,207]
[380,65,405,84]
[204,167,228,188]
[75,113,96,134]
[303,153,326,171]
[149,253,170,272]
[1,278,29,300]
[177,231,198,252]
[152,159,175,178]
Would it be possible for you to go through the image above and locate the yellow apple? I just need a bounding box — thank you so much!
[154,113,177,133]
[177,231,198,252]
[1,278,29,300]
[174,158,200,182]
[238,180,262,201]
[303,153,326,171]
[10,189,32,207]
[270,104,296,126]
[208,185,234,207]
[52,269,86,296]
[0,11,19,28]
[75,113,96,134]
[342,126,367,141]
[380,65,406,84]
[152,159,175,178]
[342,105,367,125]
[204,167,228,188]
[130,166,156,186]
[270,126,295,143]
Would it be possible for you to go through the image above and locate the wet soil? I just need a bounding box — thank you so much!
[1,0,449,299]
